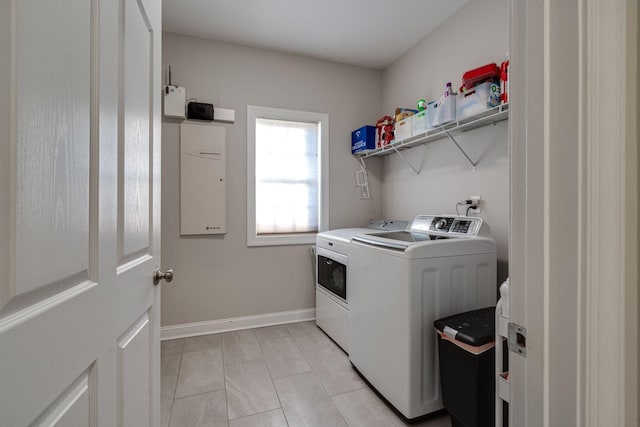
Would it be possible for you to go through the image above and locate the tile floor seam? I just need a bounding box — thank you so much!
[221,330,265,367]
[327,387,360,399]
[243,330,290,426]
[221,335,230,366]
[172,387,224,401]
[309,369,351,424]
[265,368,313,381]
[221,356,265,367]
[284,325,365,426]
[276,334,327,426]
[221,344,231,424]
[167,352,182,427]
[295,326,353,399]
[267,367,286,421]
[182,333,222,354]
[296,334,332,396]
[254,325,293,343]
[230,407,289,425]
[255,332,266,361]
[256,336,277,381]
[225,358,282,421]
[275,370,349,427]
[258,335,311,380]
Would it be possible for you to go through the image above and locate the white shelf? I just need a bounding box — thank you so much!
[355,103,509,173]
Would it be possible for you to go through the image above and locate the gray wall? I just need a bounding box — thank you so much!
[380,0,510,285]
[162,0,511,327]
[161,34,383,326]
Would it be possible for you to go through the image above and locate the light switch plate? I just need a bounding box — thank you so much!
[213,107,235,123]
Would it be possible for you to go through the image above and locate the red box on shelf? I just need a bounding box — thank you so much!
[461,63,499,91]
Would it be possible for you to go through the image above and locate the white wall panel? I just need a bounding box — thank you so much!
[180,123,226,235]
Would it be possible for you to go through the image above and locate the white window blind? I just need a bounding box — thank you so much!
[255,117,319,235]
[247,105,328,246]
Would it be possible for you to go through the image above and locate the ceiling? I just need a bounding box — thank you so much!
[162,0,469,70]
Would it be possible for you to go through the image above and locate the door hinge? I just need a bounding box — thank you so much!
[508,322,527,357]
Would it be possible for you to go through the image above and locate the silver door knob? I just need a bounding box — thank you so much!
[153,267,174,285]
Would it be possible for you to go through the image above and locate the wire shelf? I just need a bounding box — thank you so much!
[356,104,509,162]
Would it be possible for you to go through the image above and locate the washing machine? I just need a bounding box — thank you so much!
[348,215,497,419]
[315,219,408,352]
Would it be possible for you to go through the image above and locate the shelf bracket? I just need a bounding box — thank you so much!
[359,157,367,170]
[390,144,427,175]
[354,157,370,199]
[440,126,478,170]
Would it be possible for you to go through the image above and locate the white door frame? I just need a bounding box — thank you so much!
[510,0,638,425]
[583,0,638,425]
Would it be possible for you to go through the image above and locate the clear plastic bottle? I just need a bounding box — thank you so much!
[445,82,457,96]
[434,82,457,126]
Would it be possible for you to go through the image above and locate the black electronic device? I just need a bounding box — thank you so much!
[187,102,214,121]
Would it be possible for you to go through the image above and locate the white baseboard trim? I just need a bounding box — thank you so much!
[160,308,316,341]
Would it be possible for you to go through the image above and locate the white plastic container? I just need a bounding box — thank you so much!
[412,110,431,135]
[393,116,412,143]
[426,101,438,127]
[432,93,456,127]
[456,82,500,120]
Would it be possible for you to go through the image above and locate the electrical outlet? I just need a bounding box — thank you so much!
[467,196,482,215]
[468,206,481,215]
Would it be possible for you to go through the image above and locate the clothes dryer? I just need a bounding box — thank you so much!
[315,219,408,352]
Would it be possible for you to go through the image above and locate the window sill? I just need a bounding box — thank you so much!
[248,233,316,247]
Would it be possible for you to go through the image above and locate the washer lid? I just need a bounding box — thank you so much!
[317,228,375,244]
[351,215,496,257]
[316,219,409,244]
[352,231,449,251]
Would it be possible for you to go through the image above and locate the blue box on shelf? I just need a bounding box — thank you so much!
[351,125,376,154]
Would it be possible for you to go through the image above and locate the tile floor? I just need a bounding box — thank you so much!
[161,321,452,427]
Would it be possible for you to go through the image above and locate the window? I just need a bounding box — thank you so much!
[247,106,328,246]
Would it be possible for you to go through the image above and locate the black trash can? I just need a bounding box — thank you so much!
[434,307,496,427]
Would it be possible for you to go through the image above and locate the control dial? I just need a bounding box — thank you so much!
[434,219,448,230]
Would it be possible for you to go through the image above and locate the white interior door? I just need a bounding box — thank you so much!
[0,0,163,425]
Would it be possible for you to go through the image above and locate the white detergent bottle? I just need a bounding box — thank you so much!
[499,278,510,318]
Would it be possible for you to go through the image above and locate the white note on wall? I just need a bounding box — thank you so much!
[180,122,226,235]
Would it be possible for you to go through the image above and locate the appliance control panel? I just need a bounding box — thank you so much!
[409,215,483,236]
[365,219,409,231]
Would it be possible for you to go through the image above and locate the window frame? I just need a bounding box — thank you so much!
[247,105,329,246]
